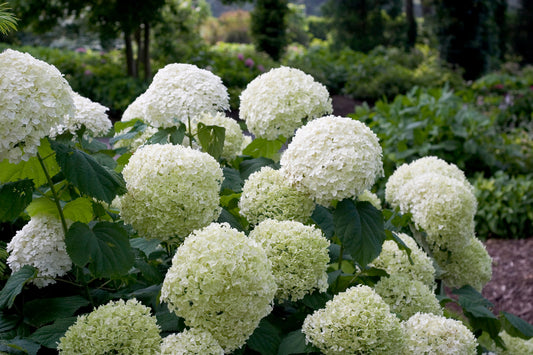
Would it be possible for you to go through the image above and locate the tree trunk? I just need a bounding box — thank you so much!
[143,22,151,82]
[135,27,142,79]
[406,0,417,48]
[124,30,137,78]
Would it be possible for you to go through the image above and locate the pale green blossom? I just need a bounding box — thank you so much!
[160,328,223,355]
[496,331,533,355]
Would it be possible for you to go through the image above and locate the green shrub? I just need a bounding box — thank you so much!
[473,172,533,239]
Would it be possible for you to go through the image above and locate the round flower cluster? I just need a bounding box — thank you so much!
[369,233,436,289]
[120,144,223,243]
[280,116,383,206]
[249,219,330,302]
[374,273,442,320]
[302,285,404,354]
[403,312,478,355]
[192,112,244,160]
[357,189,382,209]
[58,299,161,355]
[52,92,111,137]
[239,166,315,225]
[496,331,533,355]
[7,215,71,288]
[0,49,74,163]
[160,328,223,355]
[160,223,276,352]
[239,66,332,140]
[122,63,229,128]
[432,237,492,291]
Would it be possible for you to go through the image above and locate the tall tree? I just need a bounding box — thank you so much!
[514,0,533,64]
[405,0,416,48]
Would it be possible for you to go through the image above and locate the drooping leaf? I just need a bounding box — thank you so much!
[65,222,134,278]
[278,329,317,355]
[63,197,94,223]
[0,265,37,309]
[28,317,77,349]
[196,123,225,160]
[50,141,127,204]
[0,180,34,222]
[301,291,332,310]
[500,311,533,339]
[23,296,89,328]
[146,125,185,146]
[242,136,285,161]
[156,309,186,333]
[311,205,334,239]
[247,319,281,355]
[221,167,243,193]
[217,207,245,232]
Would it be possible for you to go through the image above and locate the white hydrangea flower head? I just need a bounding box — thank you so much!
[357,189,382,209]
[239,166,315,225]
[249,219,330,302]
[120,144,223,243]
[52,92,111,137]
[128,63,229,128]
[0,49,74,163]
[58,299,161,355]
[7,215,71,288]
[369,233,436,289]
[280,116,383,206]
[497,331,533,355]
[302,285,405,354]
[160,328,224,355]
[432,236,492,291]
[374,273,443,320]
[160,223,276,352]
[192,112,244,160]
[403,312,478,355]
[239,66,332,140]
[385,156,471,208]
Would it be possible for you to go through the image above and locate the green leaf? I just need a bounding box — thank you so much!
[501,311,533,339]
[0,338,40,355]
[0,265,37,309]
[333,200,386,268]
[156,310,186,333]
[217,207,245,232]
[242,137,285,161]
[23,296,89,328]
[130,238,161,258]
[65,222,134,278]
[387,231,413,264]
[197,123,225,160]
[0,138,60,187]
[26,197,58,218]
[146,125,185,146]
[0,180,34,222]
[453,286,497,319]
[239,157,279,180]
[28,317,77,349]
[278,330,317,355]
[110,119,147,144]
[247,319,281,355]
[301,291,332,310]
[50,141,127,204]
[221,167,243,193]
[311,205,334,239]
[63,197,94,223]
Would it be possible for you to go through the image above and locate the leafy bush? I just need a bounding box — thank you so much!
[473,172,533,239]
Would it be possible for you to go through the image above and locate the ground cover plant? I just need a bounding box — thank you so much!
[1,48,533,354]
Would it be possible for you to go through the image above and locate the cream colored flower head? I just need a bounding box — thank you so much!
[7,215,71,288]
[239,166,315,225]
[161,222,276,352]
[192,112,244,160]
[280,115,383,206]
[0,49,74,163]
[249,219,330,302]
[403,312,478,355]
[302,285,405,354]
[239,66,332,140]
[58,299,161,355]
[120,144,223,243]
[160,328,224,355]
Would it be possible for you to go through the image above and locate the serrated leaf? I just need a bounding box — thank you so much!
[453,285,496,318]
[500,312,533,339]
[0,265,37,309]
[65,222,134,278]
[242,137,285,161]
[28,317,77,349]
[221,167,243,193]
[247,319,281,355]
[278,330,317,355]
[197,123,225,160]
[0,138,60,187]
[0,180,34,222]
[23,296,89,328]
[26,197,58,218]
[311,205,334,239]
[50,141,126,204]
[63,197,94,223]
[110,119,147,144]
[239,157,279,180]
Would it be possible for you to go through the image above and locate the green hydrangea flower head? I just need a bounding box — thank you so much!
[160,222,276,352]
[302,285,405,354]
[497,331,533,355]
[358,189,382,209]
[160,328,224,355]
[239,166,315,225]
[239,66,332,140]
[403,312,478,355]
[369,233,436,289]
[119,143,223,243]
[249,219,330,302]
[191,112,244,160]
[58,299,161,355]
[374,273,443,320]
[280,116,383,206]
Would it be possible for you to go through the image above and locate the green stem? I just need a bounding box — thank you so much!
[186,116,195,143]
[36,152,68,235]
[409,223,434,258]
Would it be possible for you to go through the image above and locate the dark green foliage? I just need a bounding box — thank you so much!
[513,0,533,64]
[251,0,289,60]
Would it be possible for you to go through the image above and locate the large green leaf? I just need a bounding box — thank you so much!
[247,319,281,355]
[28,317,77,349]
[277,330,317,355]
[0,180,34,222]
[333,200,386,268]
[23,296,89,328]
[221,167,243,193]
[0,138,60,187]
[501,311,533,339]
[197,123,225,160]
[217,207,245,232]
[63,197,94,223]
[311,205,334,239]
[0,338,40,355]
[239,157,279,180]
[110,119,147,144]
[242,137,285,161]
[0,265,37,309]
[50,141,127,204]
[26,197,58,218]
[65,222,134,278]
[130,238,161,258]
[146,125,186,146]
